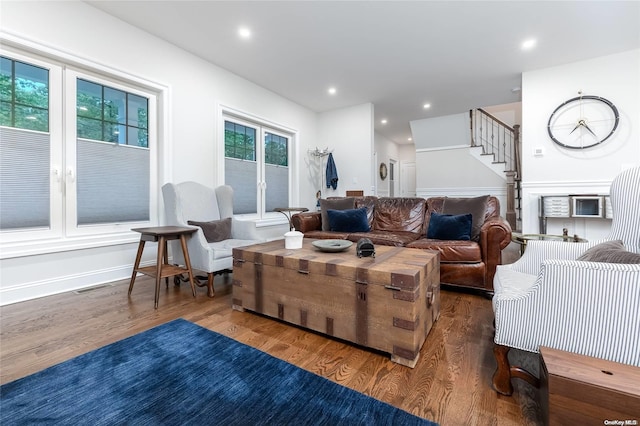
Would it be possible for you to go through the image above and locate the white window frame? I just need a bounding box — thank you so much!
[64,68,158,237]
[219,105,298,225]
[0,36,168,259]
[0,48,64,243]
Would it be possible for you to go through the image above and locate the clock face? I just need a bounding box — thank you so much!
[547,95,619,149]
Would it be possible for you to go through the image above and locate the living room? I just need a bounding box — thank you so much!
[2,1,639,305]
[1,1,639,424]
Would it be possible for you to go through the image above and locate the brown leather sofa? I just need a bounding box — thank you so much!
[291,196,512,293]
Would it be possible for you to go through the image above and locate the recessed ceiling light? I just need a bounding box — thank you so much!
[521,38,536,50]
[238,26,252,39]
[381,119,387,125]
[408,137,413,141]
[423,103,431,109]
[328,87,337,95]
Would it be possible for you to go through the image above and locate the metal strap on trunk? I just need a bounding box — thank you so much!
[326,317,334,336]
[254,252,263,312]
[298,258,309,274]
[393,316,420,331]
[355,267,368,346]
[393,345,419,362]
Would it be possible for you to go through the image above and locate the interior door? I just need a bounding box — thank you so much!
[401,161,416,197]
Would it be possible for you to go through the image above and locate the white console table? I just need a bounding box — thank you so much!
[539,195,612,234]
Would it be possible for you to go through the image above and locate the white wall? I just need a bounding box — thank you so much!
[520,49,640,239]
[410,112,470,149]
[414,147,507,216]
[410,113,507,215]
[398,144,417,164]
[0,1,324,304]
[483,102,522,127]
[314,103,374,200]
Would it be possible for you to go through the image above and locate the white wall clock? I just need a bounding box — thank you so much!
[547,93,619,150]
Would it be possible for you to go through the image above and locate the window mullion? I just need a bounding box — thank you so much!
[258,128,267,218]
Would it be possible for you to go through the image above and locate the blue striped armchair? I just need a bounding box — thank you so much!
[491,166,640,395]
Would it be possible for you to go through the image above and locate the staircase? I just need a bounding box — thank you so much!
[469,109,522,231]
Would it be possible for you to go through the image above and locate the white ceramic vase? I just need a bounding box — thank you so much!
[284,230,304,249]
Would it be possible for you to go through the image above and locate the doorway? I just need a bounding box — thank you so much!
[389,159,398,197]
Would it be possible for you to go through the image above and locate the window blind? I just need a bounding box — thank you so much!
[76,139,149,225]
[0,127,50,230]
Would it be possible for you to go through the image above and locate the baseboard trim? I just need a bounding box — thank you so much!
[416,187,506,198]
[0,260,155,306]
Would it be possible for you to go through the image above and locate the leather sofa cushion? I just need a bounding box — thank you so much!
[426,196,500,232]
[442,195,489,241]
[355,196,377,229]
[304,230,350,240]
[406,238,481,263]
[347,230,421,247]
[372,197,426,234]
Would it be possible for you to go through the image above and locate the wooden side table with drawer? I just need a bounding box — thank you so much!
[128,226,197,308]
[539,346,640,425]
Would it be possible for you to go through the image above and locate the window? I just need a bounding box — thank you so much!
[0,57,49,132]
[224,115,291,217]
[76,79,148,147]
[224,121,255,161]
[71,75,151,228]
[0,48,157,252]
[265,133,287,166]
[0,54,58,234]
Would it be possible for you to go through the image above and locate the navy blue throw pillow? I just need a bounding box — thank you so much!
[426,212,472,240]
[327,208,370,233]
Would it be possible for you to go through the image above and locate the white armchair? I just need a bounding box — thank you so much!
[492,166,640,395]
[162,182,263,297]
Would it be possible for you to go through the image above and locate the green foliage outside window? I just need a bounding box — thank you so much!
[225,121,256,160]
[265,133,288,166]
[0,56,49,132]
[223,121,288,166]
[76,79,148,147]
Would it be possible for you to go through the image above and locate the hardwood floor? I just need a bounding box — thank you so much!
[1,260,541,425]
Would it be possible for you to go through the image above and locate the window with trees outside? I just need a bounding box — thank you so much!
[224,116,291,217]
[0,50,156,251]
[1,56,54,232]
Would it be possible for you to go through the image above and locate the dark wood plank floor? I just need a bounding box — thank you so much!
[1,258,542,425]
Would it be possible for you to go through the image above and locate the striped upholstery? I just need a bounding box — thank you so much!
[609,166,640,254]
[493,166,640,367]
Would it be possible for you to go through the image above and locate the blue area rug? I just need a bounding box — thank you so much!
[1,319,436,425]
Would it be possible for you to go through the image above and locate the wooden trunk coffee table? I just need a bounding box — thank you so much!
[232,239,440,367]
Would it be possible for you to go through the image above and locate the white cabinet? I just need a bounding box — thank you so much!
[541,196,570,218]
[539,195,610,233]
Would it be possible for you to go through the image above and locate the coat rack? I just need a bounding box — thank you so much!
[308,147,332,204]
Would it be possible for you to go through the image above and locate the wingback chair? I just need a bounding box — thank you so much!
[162,182,263,297]
[491,166,640,395]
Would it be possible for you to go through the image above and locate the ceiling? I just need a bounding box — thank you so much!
[86,1,640,145]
